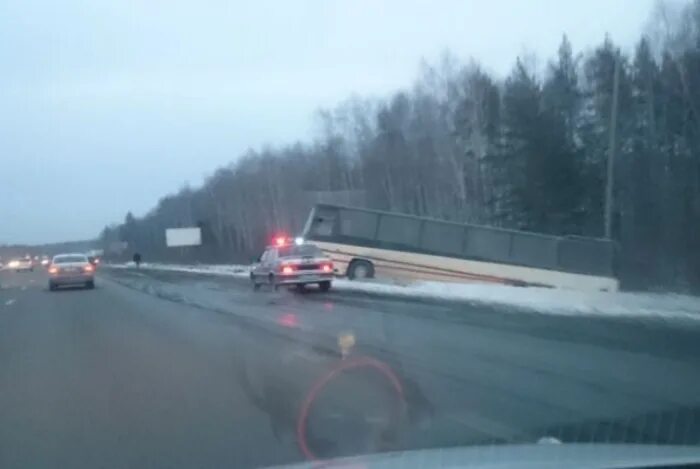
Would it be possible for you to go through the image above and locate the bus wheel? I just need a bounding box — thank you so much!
[347,260,374,280]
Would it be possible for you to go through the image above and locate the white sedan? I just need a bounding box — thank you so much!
[48,254,95,291]
[7,258,33,272]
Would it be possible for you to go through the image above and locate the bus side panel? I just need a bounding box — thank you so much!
[313,240,619,292]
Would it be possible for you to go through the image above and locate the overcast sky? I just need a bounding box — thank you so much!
[0,0,659,244]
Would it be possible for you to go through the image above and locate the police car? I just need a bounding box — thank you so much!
[250,237,334,291]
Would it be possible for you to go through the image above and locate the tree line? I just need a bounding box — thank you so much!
[101,1,700,291]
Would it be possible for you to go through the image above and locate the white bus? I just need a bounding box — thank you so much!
[302,204,619,292]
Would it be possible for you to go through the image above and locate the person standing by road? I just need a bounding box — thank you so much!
[132,252,142,268]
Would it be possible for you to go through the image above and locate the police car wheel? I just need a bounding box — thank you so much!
[270,274,281,291]
[319,281,331,292]
[250,273,260,290]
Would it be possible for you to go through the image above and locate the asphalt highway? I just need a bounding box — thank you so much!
[1,266,698,468]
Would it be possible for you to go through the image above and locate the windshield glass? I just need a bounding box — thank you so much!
[53,255,87,264]
[2,1,700,467]
[277,245,323,258]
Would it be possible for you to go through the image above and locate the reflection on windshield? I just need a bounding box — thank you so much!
[2,0,700,467]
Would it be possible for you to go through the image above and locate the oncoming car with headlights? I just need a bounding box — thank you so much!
[250,238,334,291]
[7,258,33,272]
[48,254,95,291]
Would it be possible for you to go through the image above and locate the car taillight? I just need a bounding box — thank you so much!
[48,266,59,274]
[321,263,333,273]
[84,265,94,273]
[281,265,294,275]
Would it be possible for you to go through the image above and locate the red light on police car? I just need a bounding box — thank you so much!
[275,236,286,247]
[281,265,294,275]
[321,264,333,273]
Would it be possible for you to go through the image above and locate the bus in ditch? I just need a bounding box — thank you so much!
[301,204,619,292]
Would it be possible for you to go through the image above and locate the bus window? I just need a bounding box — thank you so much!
[339,209,378,239]
[558,238,614,276]
[510,233,558,269]
[377,215,421,247]
[309,214,336,236]
[422,221,464,256]
[465,226,511,262]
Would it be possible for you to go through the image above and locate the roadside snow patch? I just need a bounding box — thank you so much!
[113,262,250,278]
[106,262,700,323]
[333,279,700,322]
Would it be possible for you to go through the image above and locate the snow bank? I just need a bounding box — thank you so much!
[334,279,700,322]
[114,262,250,278]
[107,262,700,323]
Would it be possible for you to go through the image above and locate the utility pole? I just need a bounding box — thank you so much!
[604,53,620,239]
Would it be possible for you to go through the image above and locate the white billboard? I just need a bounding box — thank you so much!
[166,227,202,247]
[108,241,128,254]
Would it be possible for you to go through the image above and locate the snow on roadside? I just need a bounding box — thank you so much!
[107,262,700,323]
[334,279,700,323]
[112,262,250,278]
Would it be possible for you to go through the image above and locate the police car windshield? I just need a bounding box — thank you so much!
[54,255,88,264]
[277,244,322,258]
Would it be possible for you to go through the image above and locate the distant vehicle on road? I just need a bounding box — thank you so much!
[302,204,619,292]
[250,238,334,292]
[40,256,50,267]
[48,253,95,291]
[7,258,33,272]
[86,249,104,267]
[87,249,104,258]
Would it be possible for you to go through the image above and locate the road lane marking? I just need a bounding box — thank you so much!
[5,299,16,306]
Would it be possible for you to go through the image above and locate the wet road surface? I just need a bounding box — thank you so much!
[1,266,699,468]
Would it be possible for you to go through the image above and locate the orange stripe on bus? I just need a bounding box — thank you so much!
[325,250,534,286]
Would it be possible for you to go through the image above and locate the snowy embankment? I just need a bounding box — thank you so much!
[108,262,700,323]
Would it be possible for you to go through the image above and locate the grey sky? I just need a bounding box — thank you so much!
[1,0,656,244]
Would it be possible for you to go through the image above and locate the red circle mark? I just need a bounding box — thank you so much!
[296,356,405,462]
